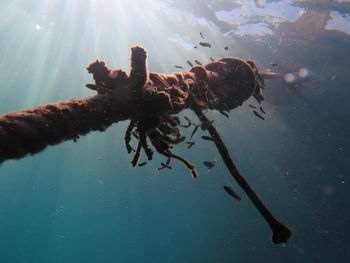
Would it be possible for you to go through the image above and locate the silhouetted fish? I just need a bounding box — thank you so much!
[186,141,195,149]
[219,110,229,118]
[175,65,184,69]
[187,61,194,67]
[270,63,278,67]
[190,124,200,140]
[248,104,257,109]
[132,131,139,139]
[158,162,172,170]
[203,161,215,170]
[180,116,192,128]
[194,59,203,65]
[194,44,198,49]
[138,162,147,167]
[259,106,266,114]
[253,110,265,120]
[200,32,205,39]
[165,158,171,166]
[180,120,191,128]
[223,186,242,201]
[199,41,211,48]
[210,57,215,62]
[224,46,228,50]
[201,136,214,141]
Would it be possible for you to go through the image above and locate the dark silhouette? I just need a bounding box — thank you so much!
[0,45,291,244]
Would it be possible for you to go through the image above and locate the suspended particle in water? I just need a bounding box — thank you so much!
[323,184,334,195]
[298,68,310,79]
[284,73,296,83]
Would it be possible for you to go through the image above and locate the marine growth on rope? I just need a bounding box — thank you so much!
[0,46,291,244]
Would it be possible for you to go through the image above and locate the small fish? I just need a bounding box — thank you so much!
[138,162,147,167]
[190,124,200,140]
[201,136,214,142]
[223,186,242,201]
[186,141,195,149]
[158,162,172,170]
[175,65,184,69]
[184,116,191,122]
[253,110,265,120]
[259,106,266,114]
[200,32,205,39]
[180,116,192,128]
[219,110,229,118]
[270,63,278,67]
[180,120,191,128]
[132,131,139,139]
[199,41,212,48]
[210,57,215,62]
[193,44,198,49]
[194,59,203,65]
[248,104,257,109]
[203,161,215,170]
[224,46,228,50]
[187,61,194,67]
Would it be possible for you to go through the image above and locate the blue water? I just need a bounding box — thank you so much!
[1,1,349,262]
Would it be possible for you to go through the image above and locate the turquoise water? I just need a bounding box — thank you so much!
[0,0,349,262]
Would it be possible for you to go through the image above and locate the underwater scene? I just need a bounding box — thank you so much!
[0,0,349,262]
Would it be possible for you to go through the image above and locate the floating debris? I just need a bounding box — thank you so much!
[259,106,266,114]
[248,104,257,109]
[270,63,278,67]
[253,110,265,120]
[203,161,215,170]
[210,57,215,62]
[199,41,211,48]
[224,46,229,50]
[223,185,242,201]
[186,141,195,149]
[201,135,214,141]
[175,65,184,69]
[138,162,147,167]
[194,59,203,65]
[193,44,198,49]
[200,32,205,39]
[187,61,194,67]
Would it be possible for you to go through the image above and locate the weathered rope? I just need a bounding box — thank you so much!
[0,46,291,244]
[0,96,130,163]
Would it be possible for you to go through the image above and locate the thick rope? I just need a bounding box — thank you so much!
[0,96,130,163]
